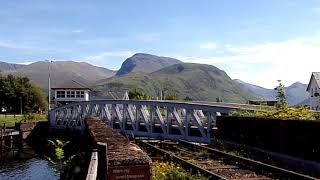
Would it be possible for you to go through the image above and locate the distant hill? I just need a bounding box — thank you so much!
[0,61,25,72]
[2,61,116,90]
[234,79,275,100]
[234,80,308,106]
[95,63,254,103]
[286,82,309,106]
[116,53,182,76]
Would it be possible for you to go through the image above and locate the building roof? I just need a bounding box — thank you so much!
[51,80,91,90]
[307,72,320,91]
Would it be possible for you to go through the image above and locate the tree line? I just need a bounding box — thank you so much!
[0,74,47,114]
[128,89,188,101]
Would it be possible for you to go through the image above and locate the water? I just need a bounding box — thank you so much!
[0,157,59,180]
[0,130,91,180]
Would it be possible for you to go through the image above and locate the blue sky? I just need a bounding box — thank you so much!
[1,0,320,88]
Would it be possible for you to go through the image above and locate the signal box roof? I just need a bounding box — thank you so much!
[51,80,91,90]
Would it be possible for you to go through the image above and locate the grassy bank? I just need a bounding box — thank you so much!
[0,114,47,127]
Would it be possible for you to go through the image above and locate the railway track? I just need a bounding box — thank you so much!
[137,139,318,180]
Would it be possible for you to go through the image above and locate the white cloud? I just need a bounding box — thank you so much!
[134,33,160,43]
[85,51,134,69]
[72,29,83,33]
[0,41,18,49]
[0,40,67,55]
[199,42,218,50]
[17,61,33,65]
[87,51,133,61]
[178,34,320,88]
[312,7,320,15]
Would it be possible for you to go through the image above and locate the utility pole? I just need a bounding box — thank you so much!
[48,60,52,111]
[19,97,22,114]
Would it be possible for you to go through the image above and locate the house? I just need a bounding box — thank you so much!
[306,72,320,111]
[51,80,91,106]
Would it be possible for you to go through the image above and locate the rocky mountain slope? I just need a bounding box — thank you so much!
[95,63,254,103]
[116,53,182,76]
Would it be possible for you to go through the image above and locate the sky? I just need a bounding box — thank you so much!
[1,0,320,88]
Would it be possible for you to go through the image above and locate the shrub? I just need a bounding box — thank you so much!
[231,106,319,120]
[23,113,46,121]
[152,161,208,180]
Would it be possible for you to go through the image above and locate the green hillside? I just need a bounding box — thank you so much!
[94,63,254,103]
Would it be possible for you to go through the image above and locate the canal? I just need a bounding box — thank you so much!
[0,157,59,180]
[0,126,92,180]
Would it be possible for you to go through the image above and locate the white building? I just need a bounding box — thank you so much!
[306,72,320,111]
[52,80,91,106]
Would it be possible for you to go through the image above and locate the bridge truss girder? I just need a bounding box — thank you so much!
[49,100,233,143]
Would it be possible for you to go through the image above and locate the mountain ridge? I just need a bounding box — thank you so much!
[0,54,309,105]
[0,61,25,72]
[1,60,116,90]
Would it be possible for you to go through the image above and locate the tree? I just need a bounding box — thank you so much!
[166,92,179,100]
[128,89,152,100]
[0,75,47,113]
[216,97,223,102]
[184,96,193,101]
[274,80,288,109]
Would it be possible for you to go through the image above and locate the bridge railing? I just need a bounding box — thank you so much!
[49,100,241,143]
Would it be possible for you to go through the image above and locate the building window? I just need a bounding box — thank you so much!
[76,91,85,98]
[66,91,71,98]
[71,91,75,98]
[76,91,80,98]
[57,91,65,98]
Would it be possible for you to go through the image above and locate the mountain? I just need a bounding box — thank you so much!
[2,61,116,90]
[234,80,309,106]
[0,54,308,105]
[116,53,182,76]
[0,61,25,72]
[286,82,309,106]
[95,63,254,103]
[234,79,275,100]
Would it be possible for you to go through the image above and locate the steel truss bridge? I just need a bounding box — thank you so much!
[49,100,270,143]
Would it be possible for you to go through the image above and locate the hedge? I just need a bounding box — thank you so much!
[216,116,320,161]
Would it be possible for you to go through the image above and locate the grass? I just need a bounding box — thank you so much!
[0,114,47,127]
